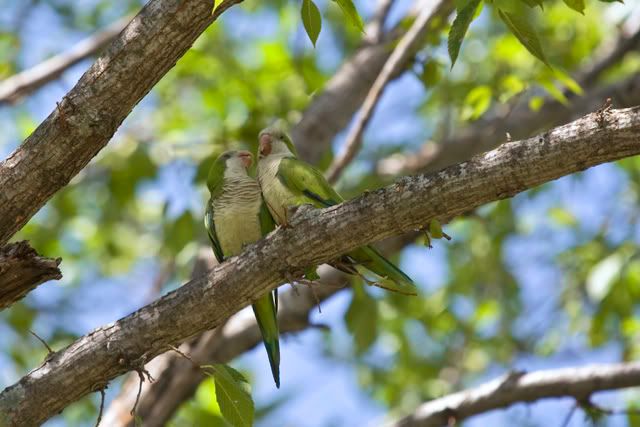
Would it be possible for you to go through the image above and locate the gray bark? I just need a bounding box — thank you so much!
[1,106,639,426]
[0,241,61,310]
[377,26,640,177]
[388,362,640,427]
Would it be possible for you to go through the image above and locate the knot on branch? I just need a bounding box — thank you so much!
[0,241,62,310]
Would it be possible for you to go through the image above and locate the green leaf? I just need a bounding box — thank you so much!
[554,69,583,95]
[301,0,322,47]
[202,364,254,427]
[563,0,585,13]
[420,60,441,87]
[448,0,482,68]
[528,95,544,111]
[345,285,378,354]
[332,0,364,32]
[518,0,544,8]
[586,252,626,303]
[462,85,492,120]
[538,79,568,105]
[547,207,577,227]
[498,9,550,67]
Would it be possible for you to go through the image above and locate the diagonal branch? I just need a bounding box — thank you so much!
[0,15,130,105]
[101,233,415,426]
[377,24,640,177]
[0,241,61,310]
[387,362,640,427]
[1,106,639,426]
[0,0,243,247]
[292,0,454,165]
[101,269,343,427]
[367,0,397,43]
[325,0,451,183]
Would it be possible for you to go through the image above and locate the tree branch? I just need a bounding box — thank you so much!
[102,234,413,426]
[377,24,640,177]
[101,267,343,426]
[367,0,396,43]
[388,362,640,427]
[0,241,61,310]
[292,0,454,165]
[0,15,130,105]
[1,106,639,426]
[0,0,242,246]
[325,0,450,183]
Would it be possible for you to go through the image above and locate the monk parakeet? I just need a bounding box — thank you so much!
[256,128,418,296]
[204,150,281,387]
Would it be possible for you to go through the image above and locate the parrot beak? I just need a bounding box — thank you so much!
[237,150,253,169]
[259,132,272,158]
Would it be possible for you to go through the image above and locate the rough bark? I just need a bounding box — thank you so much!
[0,241,61,310]
[102,234,413,426]
[388,362,640,427]
[1,106,639,426]
[101,265,342,427]
[378,73,640,176]
[0,16,130,105]
[377,25,640,177]
[0,0,242,246]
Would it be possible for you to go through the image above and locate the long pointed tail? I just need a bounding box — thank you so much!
[347,245,418,296]
[252,291,281,387]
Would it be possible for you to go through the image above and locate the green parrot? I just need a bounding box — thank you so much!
[256,127,418,296]
[204,150,281,387]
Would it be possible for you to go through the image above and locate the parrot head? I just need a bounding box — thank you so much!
[258,127,298,159]
[207,150,253,193]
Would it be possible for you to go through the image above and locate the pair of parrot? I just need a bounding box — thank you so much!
[204,127,417,388]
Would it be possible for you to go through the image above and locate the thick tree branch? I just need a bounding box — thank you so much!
[0,241,61,310]
[102,233,413,426]
[378,73,640,176]
[0,16,130,105]
[326,0,450,183]
[1,106,639,426]
[377,25,640,177]
[101,268,343,427]
[0,0,242,246]
[388,362,640,427]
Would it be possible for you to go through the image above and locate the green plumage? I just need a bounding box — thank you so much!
[257,128,418,296]
[205,151,281,387]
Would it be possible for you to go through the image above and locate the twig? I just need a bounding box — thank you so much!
[326,0,448,183]
[168,345,199,368]
[285,272,322,312]
[130,370,145,417]
[367,0,396,43]
[0,15,131,105]
[29,330,54,355]
[560,403,577,427]
[95,388,106,427]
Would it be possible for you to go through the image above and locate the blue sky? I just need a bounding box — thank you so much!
[0,1,638,426]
